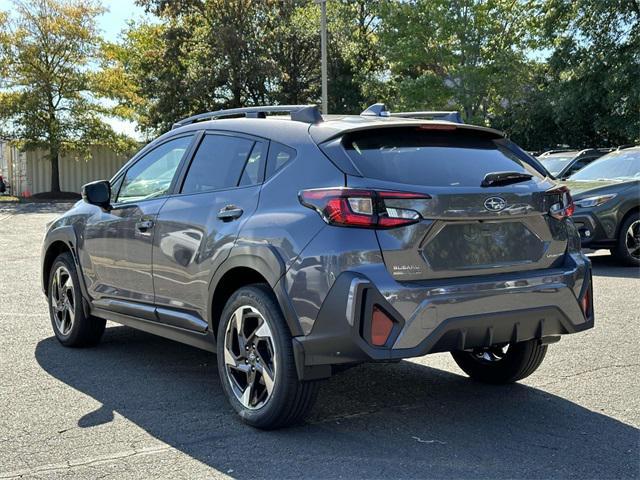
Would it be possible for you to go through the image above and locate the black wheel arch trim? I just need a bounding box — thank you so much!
[42,225,93,319]
[616,205,640,239]
[207,243,305,338]
[294,266,595,380]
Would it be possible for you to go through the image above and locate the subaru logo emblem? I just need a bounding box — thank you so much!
[484,197,507,212]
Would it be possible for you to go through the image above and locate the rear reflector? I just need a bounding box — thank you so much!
[580,284,592,318]
[371,306,394,346]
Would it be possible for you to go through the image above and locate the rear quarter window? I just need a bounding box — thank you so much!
[265,142,296,179]
[343,128,544,187]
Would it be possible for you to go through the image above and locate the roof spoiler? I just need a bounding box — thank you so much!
[360,103,463,124]
[172,105,323,129]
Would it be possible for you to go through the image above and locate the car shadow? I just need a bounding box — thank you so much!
[588,252,640,279]
[35,327,638,479]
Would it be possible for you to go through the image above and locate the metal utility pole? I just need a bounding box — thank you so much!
[316,0,328,115]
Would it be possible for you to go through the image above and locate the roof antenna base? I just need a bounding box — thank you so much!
[361,103,390,117]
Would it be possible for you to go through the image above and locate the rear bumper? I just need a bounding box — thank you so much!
[293,253,593,380]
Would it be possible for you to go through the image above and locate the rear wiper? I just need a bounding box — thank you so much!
[481,171,533,187]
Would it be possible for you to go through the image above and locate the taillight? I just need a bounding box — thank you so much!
[299,187,430,229]
[547,185,575,220]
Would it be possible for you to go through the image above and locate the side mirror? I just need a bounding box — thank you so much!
[82,180,111,209]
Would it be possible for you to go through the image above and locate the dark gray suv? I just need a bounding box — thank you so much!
[41,104,594,429]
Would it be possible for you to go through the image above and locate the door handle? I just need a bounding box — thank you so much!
[217,205,243,221]
[135,219,154,231]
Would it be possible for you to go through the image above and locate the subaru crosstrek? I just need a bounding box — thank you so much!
[41,104,594,429]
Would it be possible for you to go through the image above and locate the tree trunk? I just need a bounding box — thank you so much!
[50,147,61,193]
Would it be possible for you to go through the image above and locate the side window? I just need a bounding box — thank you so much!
[118,135,193,203]
[239,141,268,186]
[110,176,123,203]
[182,134,254,193]
[265,142,296,179]
[568,159,589,175]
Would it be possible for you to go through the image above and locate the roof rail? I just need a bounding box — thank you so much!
[360,103,463,123]
[538,149,573,157]
[576,147,614,156]
[171,105,322,129]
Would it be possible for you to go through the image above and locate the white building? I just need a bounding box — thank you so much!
[0,141,128,196]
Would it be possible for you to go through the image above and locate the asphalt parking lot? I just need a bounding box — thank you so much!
[0,202,638,479]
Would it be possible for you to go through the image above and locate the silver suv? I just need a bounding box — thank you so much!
[41,104,594,429]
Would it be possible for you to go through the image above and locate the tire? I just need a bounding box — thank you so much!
[612,212,640,267]
[48,252,106,347]
[451,340,547,384]
[216,284,320,429]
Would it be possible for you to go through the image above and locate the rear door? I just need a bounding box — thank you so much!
[339,126,569,281]
[151,132,268,330]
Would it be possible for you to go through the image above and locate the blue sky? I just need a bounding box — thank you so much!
[95,1,150,41]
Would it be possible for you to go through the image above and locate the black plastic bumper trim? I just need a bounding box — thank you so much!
[293,266,594,379]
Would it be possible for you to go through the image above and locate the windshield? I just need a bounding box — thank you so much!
[539,155,574,175]
[342,128,543,187]
[569,149,640,181]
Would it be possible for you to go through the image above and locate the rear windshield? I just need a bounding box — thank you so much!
[343,128,543,187]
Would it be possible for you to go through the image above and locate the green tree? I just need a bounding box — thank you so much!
[118,0,386,132]
[378,0,537,124]
[537,0,639,147]
[105,20,200,134]
[126,0,281,133]
[113,0,639,151]
[0,0,135,193]
[266,1,321,105]
[494,0,640,149]
[326,0,386,113]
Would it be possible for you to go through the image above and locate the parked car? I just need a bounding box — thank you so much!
[41,104,594,429]
[538,149,612,179]
[538,148,573,158]
[564,146,640,266]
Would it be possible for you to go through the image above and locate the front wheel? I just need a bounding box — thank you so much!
[451,340,547,384]
[216,285,320,429]
[48,252,106,347]
[612,212,640,267]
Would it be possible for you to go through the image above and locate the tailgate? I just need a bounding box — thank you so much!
[340,127,569,281]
